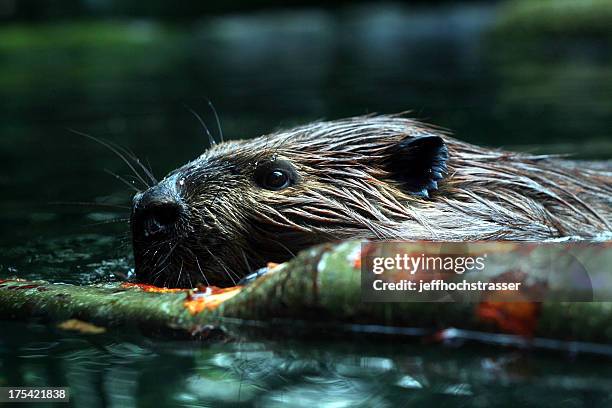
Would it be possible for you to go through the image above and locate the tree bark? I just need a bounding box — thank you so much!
[1,241,611,353]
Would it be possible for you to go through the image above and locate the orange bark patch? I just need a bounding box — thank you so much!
[121,283,187,293]
[358,241,389,270]
[476,269,544,336]
[477,301,541,337]
[183,286,243,315]
[352,251,362,269]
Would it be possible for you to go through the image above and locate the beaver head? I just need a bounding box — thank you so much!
[130,115,611,287]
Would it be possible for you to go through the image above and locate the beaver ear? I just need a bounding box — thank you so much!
[387,135,448,198]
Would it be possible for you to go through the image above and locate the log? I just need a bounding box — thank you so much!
[1,241,611,354]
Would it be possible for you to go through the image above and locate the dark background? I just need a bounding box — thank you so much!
[1,1,612,406]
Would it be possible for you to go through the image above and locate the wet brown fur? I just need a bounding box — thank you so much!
[133,115,611,287]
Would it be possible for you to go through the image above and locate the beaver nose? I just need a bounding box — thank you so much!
[131,186,182,239]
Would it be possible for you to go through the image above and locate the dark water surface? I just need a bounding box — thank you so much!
[1,2,612,406]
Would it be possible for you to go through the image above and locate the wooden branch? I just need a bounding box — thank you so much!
[1,241,611,353]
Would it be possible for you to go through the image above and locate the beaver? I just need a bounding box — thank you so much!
[129,115,611,288]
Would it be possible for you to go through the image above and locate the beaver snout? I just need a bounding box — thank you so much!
[131,184,182,240]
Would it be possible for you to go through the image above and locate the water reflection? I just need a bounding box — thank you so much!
[2,321,612,407]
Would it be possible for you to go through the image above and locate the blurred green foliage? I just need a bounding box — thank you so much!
[487,0,612,154]
[0,22,182,90]
[495,0,612,38]
[0,21,178,49]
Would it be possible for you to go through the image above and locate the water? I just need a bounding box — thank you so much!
[1,2,612,406]
[4,322,612,408]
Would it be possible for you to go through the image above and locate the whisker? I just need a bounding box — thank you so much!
[151,263,170,286]
[146,244,173,284]
[206,98,224,143]
[83,218,130,228]
[119,145,158,185]
[176,259,184,288]
[142,240,172,277]
[184,104,216,147]
[186,271,193,288]
[68,128,151,189]
[145,157,156,183]
[116,241,131,251]
[272,239,296,259]
[195,255,210,287]
[206,247,237,285]
[240,249,252,273]
[49,201,131,210]
[103,169,141,192]
[155,241,179,270]
[185,247,210,287]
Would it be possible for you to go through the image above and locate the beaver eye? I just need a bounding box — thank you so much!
[264,169,290,190]
[254,159,298,191]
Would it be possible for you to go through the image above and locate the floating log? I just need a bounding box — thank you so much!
[1,241,611,354]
